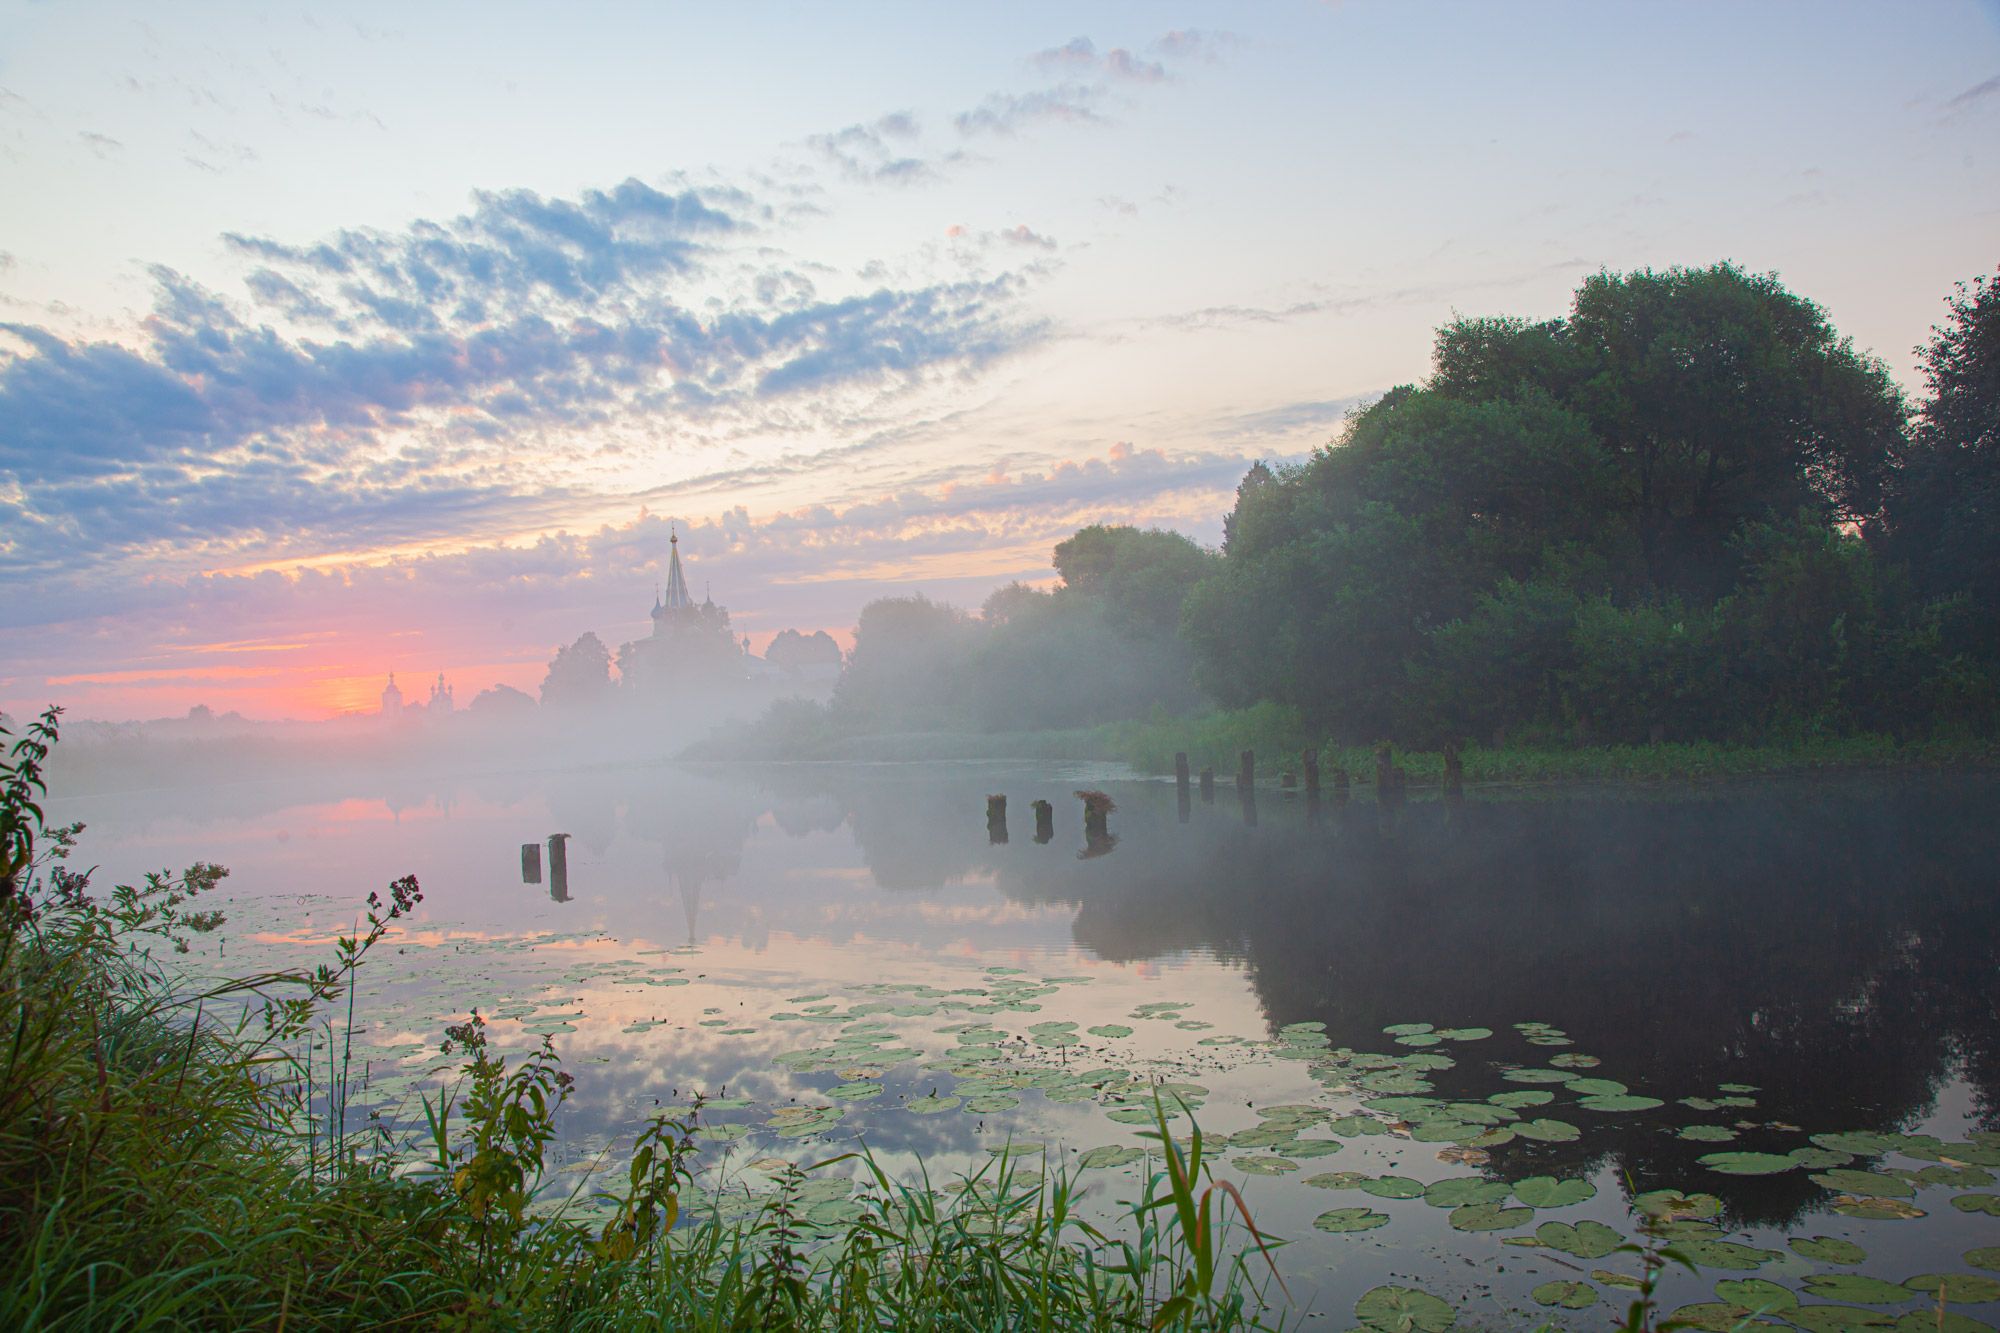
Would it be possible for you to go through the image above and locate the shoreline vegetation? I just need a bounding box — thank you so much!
[688,700,1999,790]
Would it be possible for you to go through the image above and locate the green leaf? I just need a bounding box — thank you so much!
[1531,1281,1597,1309]
[1423,1176,1512,1208]
[1715,1278,1797,1312]
[1698,1150,1801,1176]
[1800,1275,1916,1304]
[1535,1219,1624,1259]
[1448,1202,1532,1232]
[1952,1193,2000,1215]
[1904,1273,2000,1304]
[1678,1239,1781,1270]
[1354,1284,1455,1333]
[1313,1206,1391,1234]
[1790,1235,1867,1264]
[1359,1175,1426,1200]
[1513,1117,1581,1142]
[1810,1169,1914,1198]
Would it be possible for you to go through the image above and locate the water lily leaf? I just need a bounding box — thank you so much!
[1801,1275,1915,1304]
[1699,1151,1801,1176]
[1791,1147,1856,1169]
[1834,1197,1924,1220]
[1077,1145,1143,1169]
[1635,1189,1723,1220]
[1811,1169,1914,1198]
[826,1081,884,1102]
[1536,1220,1624,1259]
[1813,1131,1897,1155]
[1678,1239,1780,1270]
[1360,1175,1426,1200]
[1382,1023,1435,1037]
[1514,1117,1581,1143]
[1670,1302,1759,1330]
[1550,1053,1601,1069]
[1579,1094,1665,1112]
[1889,1313,2000,1333]
[1531,1281,1597,1309]
[1354,1284,1454,1332]
[1087,1025,1133,1039]
[695,1123,751,1142]
[1915,1164,1995,1189]
[1565,1077,1628,1097]
[1234,1155,1299,1176]
[904,1094,960,1115]
[1679,1125,1738,1142]
[1513,1175,1596,1208]
[1409,1120,1482,1144]
[1433,1027,1492,1041]
[1313,1206,1391,1233]
[1952,1193,2000,1215]
[963,1093,1019,1113]
[1715,1278,1797,1312]
[1423,1177,1512,1208]
[1449,1202,1532,1232]
[1905,1274,2000,1303]
[1305,1171,1372,1190]
[1503,1068,1576,1084]
[1490,1090,1555,1109]
[1966,1245,2000,1270]
[1791,1236,1867,1264]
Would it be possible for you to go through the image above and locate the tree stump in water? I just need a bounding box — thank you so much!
[1031,799,1054,844]
[986,794,1009,845]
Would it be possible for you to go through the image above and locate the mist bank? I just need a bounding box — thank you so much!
[705,261,2000,768]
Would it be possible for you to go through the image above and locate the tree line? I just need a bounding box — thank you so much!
[757,261,2000,752]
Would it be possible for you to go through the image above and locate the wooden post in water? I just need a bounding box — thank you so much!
[1332,768,1350,801]
[1443,743,1464,798]
[1280,770,1296,789]
[1174,751,1192,823]
[1239,749,1255,791]
[986,794,1009,844]
[1198,767,1215,802]
[547,833,571,902]
[1303,749,1320,796]
[1032,799,1054,844]
[521,842,542,884]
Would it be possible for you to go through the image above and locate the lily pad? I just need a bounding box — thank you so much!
[1490,1090,1555,1109]
[1715,1278,1797,1312]
[1382,1023,1435,1037]
[1513,1175,1596,1208]
[1423,1177,1512,1208]
[1433,1027,1492,1041]
[1811,1169,1915,1198]
[1905,1274,2000,1304]
[827,1081,883,1101]
[1087,1025,1133,1039]
[1699,1151,1802,1176]
[1233,1155,1299,1176]
[1313,1206,1392,1234]
[1791,1236,1867,1264]
[1359,1175,1426,1200]
[1788,1307,1898,1332]
[1679,1125,1738,1142]
[1535,1220,1624,1259]
[1077,1145,1144,1169]
[1813,1131,1898,1155]
[1504,1068,1576,1085]
[1514,1117,1582,1143]
[1531,1281,1597,1309]
[1578,1094,1666,1112]
[1966,1245,2000,1270]
[1801,1275,1915,1304]
[1354,1284,1454,1333]
[1305,1171,1372,1190]
[1564,1077,1628,1096]
[1953,1193,2000,1216]
[1678,1239,1781,1270]
[1835,1198,1925,1220]
[1449,1202,1532,1232]
[1635,1189,1724,1220]
[1670,1302,1761,1330]
[904,1094,960,1115]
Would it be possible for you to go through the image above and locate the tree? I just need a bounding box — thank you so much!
[539,632,614,709]
[764,629,843,673]
[1886,265,2000,659]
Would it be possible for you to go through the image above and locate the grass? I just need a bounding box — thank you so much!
[0,707,1288,1332]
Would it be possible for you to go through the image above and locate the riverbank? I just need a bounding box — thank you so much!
[688,700,1999,788]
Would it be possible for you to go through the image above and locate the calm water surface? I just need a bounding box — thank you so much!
[50,761,2000,1324]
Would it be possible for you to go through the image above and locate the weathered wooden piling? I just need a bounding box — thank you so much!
[1078,789,1114,839]
[1280,770,1297,789]
[1303,749,1320,796]
[1332,768,1350,800]
[1032,798,1054,844]
[547,833,571,902]
[1443,743,1464,797]
[1239,749,1256,791]
[521,842,542,884]
[987,794,1009,844]
[1199,766,1215,802]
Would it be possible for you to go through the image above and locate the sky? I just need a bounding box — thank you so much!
[2,0,1997,721]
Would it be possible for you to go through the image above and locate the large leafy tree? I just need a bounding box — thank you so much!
[1887,266,2000,656]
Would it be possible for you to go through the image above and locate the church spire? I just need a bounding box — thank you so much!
[660,526,694,612]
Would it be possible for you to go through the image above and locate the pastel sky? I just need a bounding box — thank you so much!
[3,1,1997,720]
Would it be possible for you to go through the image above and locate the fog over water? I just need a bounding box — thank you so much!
[46,745,2000,1318]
